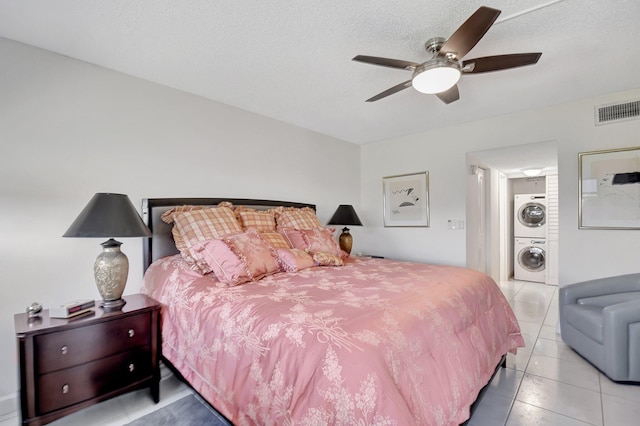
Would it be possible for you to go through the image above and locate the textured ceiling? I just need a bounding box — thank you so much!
[1,0,639,144]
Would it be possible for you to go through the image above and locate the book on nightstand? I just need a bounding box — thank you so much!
[49,299,96,318]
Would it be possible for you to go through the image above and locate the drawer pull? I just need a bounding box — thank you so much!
[60,345,68,355]
[62,384,69,394]
[128,363,135,373]
[127,329,135,338]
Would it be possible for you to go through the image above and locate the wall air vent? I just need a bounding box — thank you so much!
[595,100,640,126]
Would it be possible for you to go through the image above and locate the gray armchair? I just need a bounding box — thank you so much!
[559,273,640,382]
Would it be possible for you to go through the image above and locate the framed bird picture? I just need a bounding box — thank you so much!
[383,172,429,227]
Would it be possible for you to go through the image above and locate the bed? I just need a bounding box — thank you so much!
[139,197,524,425]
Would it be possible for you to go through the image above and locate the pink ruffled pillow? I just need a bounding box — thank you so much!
[191,229,280,286]
[279,227,342,257]
[276,248,315,272]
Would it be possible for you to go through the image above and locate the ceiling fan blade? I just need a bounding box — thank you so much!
[439,6,501,59]
[462,53,542,73]
[436,85,460,104]
[365,80,413,102]
[353,55,420,71]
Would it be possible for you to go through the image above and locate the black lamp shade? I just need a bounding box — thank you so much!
[63,193,151,238]
[327,205,363,227]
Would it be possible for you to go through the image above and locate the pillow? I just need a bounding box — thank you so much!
[274,207,322,230]
[279,227,342,257]
[191,229,281,286]
[260,232,292,249]
[235,207,276,232]
[161,202,234,224]
[312,251,344,267]
[276,248,315,272]
[171,205,242,273]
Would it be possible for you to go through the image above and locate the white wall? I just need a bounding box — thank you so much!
[361,88,640,283]
[0,38,360,398]
[2,34,640,404]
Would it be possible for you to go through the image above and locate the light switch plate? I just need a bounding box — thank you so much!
[447,220,465,230]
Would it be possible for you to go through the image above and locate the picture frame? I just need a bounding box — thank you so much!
[383,172,429,227]
[579,146,640,229]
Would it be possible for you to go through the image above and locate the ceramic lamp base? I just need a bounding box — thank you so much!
[94,238,129,311]
[338,227,353,254]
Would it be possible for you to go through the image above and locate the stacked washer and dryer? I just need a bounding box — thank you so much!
[514,194,547,283]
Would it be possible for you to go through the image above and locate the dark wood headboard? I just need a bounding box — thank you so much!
[141,198,316,272]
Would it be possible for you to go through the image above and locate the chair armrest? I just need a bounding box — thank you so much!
[603,299,640,380]
[561,273,640,305]
[604,299,640,333]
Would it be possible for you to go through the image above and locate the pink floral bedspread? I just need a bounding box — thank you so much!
[141,255,524,425]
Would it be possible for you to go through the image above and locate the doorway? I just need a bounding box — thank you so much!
[465,141,559,285]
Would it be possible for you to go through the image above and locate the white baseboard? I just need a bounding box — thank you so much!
[0,393,17,417]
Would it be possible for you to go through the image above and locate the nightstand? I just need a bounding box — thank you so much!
[14,294,161,426]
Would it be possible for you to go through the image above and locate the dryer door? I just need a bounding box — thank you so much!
[517,202,546,229]
[518,245,546,272]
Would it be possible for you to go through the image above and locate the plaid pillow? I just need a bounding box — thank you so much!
[235,207,276,232]
[172,206,242,273]
[161,202,234,224]
[312,251,344,267]
[260,232,291,249]
[275,207,322,230]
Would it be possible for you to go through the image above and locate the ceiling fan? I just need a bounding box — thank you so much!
[353,6,541,104]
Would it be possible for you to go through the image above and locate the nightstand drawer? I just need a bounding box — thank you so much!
[35,312,151,374]
[37,346,151,414]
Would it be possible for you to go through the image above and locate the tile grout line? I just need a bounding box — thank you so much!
[598,374,605,426]
[514,284,604,426]
[511,399,601,426]
[542,286,603,426]
[503,280,544,425]
[507,282,561,424]
[502,374,524,425]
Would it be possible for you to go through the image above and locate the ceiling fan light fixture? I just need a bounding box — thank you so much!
[412,60,461,94]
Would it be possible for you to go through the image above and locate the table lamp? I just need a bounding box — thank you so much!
[327,204,363,254]
[63,193,151,310]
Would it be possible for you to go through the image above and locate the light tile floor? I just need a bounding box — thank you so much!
[468,280,640,426]
[3,280,638,425]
